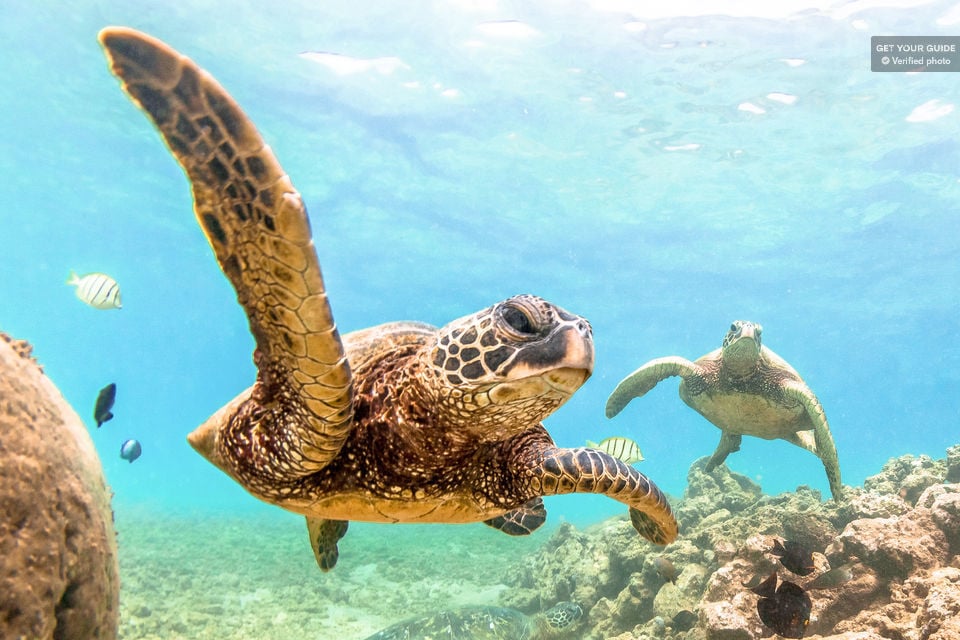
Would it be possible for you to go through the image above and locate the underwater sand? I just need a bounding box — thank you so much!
[116,508,547,639]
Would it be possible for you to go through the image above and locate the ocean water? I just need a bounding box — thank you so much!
[1,0,959,635]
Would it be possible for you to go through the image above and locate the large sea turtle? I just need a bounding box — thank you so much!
[98,27,677,570]
[364,601,583,640]
[606,321,842,501]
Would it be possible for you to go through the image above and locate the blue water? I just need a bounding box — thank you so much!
[1,1,958,529]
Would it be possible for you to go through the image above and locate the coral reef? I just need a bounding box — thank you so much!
[0,332,119,639]
[501,449,960,639]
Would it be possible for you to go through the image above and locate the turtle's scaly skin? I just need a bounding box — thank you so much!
[364,602,583,640]
[99,27,677,570]
[607,321,843,501]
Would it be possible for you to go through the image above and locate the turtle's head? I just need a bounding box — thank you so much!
[721,320,763,377]
[423,294,593,439]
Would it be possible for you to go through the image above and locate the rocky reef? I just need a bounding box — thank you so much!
[501,446,960,639]
[0,332,119,639]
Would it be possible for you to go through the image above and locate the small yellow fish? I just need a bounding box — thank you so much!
[586,436,644,464]
[67,271,122,310]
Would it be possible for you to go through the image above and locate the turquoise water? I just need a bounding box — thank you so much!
[2,0,958,534]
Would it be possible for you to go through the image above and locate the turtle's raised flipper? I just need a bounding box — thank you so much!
[606,356,699,418]
[704,432,742,472]
[307,517,349,572]
[783,383,843,501]
[100,28,353,477]
[531,447,677,545]
[484,497,546,535]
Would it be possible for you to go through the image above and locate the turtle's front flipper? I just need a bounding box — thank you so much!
[606,357,699,418]
[783,383,843,501]
[307,517,349,572]
[531,447,678,545]
[484,497,546,535]
[704,432,742,472]
[100,28,353,476]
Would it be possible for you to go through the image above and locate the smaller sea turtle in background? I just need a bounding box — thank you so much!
[363,601,583,640]
[606,321,842,501]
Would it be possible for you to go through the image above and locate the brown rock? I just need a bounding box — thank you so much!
[917,567,960,640]
[864,454,947,505]
[808,633,886,640]
[808,564,882,633]
[501,446,960,639]
[916,484,960,553]
[830,510,948,580]
[700,598,758,640]
[0,333,119,639]
[946,445,960,483]
[700,561,764,640]
[831,486,912,523]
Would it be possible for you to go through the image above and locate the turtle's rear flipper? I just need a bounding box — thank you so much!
[704,432,742,472]
[484,497,546,535]
[307,517,349,572]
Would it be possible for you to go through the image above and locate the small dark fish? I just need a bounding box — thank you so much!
[671,609,698,632]
[120,439,141,463]
[93,383,117,427]
[807,564,853,590]
[750,572,811,639]
[771,538,816,576]
[654,556,678,583]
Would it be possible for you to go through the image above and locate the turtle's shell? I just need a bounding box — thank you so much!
[679,323,812,439]
[364,605,531,640]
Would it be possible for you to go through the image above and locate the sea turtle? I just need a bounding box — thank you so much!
[98,27,678,571]
[606,321,842,501]
[364,601,583,640]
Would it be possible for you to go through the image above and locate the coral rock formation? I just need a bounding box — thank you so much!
[0,332,119,639]
[501,449,960,639]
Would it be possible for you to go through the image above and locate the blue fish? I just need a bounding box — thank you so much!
[120,439,142,463]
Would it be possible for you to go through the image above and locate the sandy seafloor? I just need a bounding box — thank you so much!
[116,508,547,639]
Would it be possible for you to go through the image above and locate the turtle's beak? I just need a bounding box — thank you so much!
[563,319,594,376]
[505,316,594,382]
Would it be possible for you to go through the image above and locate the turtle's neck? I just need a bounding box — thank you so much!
[721,340,762,380]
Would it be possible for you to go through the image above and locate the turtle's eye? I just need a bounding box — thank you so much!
[730,322,739,332]
[500,304,537,337]
[755,324,763,336]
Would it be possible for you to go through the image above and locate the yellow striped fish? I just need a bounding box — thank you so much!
[586,436,644,465]
[67,271,122,310]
